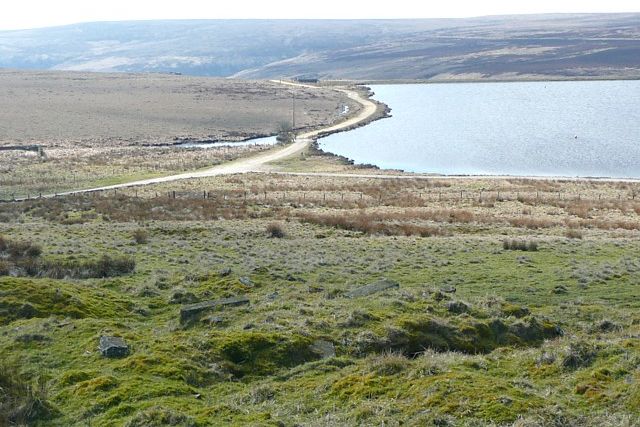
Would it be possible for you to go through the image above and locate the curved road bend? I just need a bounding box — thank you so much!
[24,81,378,199]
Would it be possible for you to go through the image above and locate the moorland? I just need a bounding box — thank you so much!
[1,69,639,426]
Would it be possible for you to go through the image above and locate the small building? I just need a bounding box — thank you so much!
[296,77,319,84]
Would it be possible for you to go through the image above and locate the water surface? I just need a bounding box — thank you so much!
[319,81,640,178]
[180,135,277,148]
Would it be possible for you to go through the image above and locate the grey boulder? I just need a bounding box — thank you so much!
[99,336,130,358]
[345,279,399,298]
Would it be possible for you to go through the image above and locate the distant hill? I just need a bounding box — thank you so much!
[1,15,639,80]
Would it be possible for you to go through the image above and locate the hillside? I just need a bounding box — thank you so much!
[1,15,639,80]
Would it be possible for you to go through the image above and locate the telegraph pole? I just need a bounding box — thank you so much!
[292,92,296,130]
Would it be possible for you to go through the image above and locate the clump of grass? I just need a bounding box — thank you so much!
[299,211,447,237]
[1,247,135,279]
[594,319,622,333]
[266,222,286,238]
[41,255,136,279]
[367,352,409,376]
[132,229,149,244]
[561,341,598,370]
[508,217,556,229]
[0,235,42,260]
[502,239,538,251]
[565,229,583,239]
[241,384,276,404]
[353,315,561,357]
[0,364,57,426]
[125,406,196,427]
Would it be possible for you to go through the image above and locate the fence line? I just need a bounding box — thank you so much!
[4,188,638,206]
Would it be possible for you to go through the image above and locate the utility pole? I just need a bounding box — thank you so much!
[292,92,296,130]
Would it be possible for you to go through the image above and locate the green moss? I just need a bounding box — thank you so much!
[354,314,562,356]
[0,277,134,324]
[125,406,197,427]
[1,206,640,425]
[213,332,317,377]
[74,375,119,395]
[331,373,392,399]
[59,370,95,386]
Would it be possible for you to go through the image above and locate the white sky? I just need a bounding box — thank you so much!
[1,0,638,31]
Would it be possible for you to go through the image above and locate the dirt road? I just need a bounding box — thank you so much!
[37,81,378,198]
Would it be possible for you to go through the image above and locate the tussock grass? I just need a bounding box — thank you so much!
[0,364,56,425]
[2,174,640,425]
[503,239,539,251]
[266,222,286,238]
[0,235,135,279]
[298,209,473,236]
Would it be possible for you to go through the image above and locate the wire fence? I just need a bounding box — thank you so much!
[4,187,637,207]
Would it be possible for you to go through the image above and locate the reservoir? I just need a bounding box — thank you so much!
[319,81,640,178]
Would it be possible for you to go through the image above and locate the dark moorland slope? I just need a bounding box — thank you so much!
[0,14,639,80]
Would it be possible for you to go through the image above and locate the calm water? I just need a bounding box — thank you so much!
[319,81,640,178]
[180,135,277,148]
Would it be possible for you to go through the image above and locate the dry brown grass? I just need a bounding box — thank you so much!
[508,217,557,229]
[3,173,640,239]
[298,210,453,237]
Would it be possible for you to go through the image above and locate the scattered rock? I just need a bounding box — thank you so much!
[498,396,513,405]
[99,336,130,358]
[446,300,471,314]
[345,279,399,298]
[440,285,456,294]
[180,296,250,323]
[266,292,279,301]
[219,267,232,277]
[309,340,336,359]
[239,277,254,287]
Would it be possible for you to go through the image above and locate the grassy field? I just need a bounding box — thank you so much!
[1,162,639,425]
[0,143,272,200]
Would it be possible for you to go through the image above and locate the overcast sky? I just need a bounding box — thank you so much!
[1,0,638,30]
